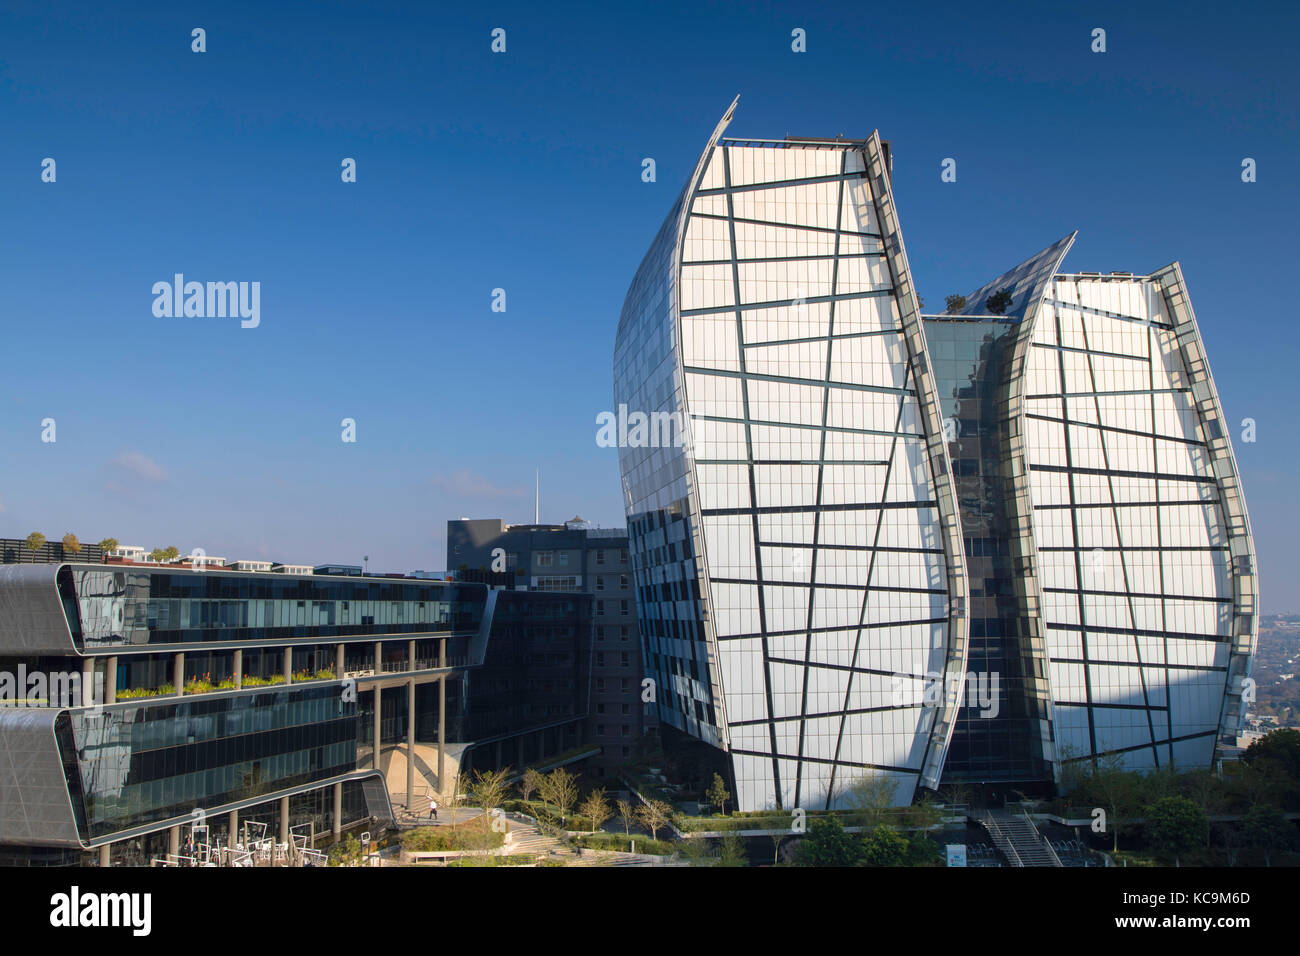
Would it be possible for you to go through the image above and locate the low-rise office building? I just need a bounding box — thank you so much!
[0,563,592,865]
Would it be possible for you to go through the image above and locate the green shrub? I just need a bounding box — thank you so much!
[574,831,675,856]
[242,674,287,687]
[679,814,793,832]
[401,820,504,853]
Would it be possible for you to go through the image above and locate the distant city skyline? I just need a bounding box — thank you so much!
[1,2,1295,608]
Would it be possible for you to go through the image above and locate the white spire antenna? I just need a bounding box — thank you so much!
[535,469,539,524]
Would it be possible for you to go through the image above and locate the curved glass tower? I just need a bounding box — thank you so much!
[613,102,1255,811]
[613,101,967,811]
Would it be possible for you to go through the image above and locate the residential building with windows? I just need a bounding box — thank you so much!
[447,516,654,778]
[612,101,1256,812]
[226,560,273,573]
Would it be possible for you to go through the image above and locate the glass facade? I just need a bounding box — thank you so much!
[615,113,963,812]
[58,685,356,839]
[86,779,373,866]
[57,566,486,648]
[925,317,1050,783]
[1024,271,1251,771]
[0,562,601,852]
[614,108,1255,808]
[464,591,591,741]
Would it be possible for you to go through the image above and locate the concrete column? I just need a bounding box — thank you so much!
[233,648,242,690]
[373,686,382,771]
[283,646,292,684]
[169,825,180,858]
[227,809,238,847]
[335,643,344,674]
[99,843,110,867]
[173,652,185,697]
[439,637,446,669]
[374,640,382,674]
[104,655,117,705]
[406,678,416,804]
[437,675,446,792]
[333,782,343,838]
[81,657,94,707]
[408,639,416,671]
[280,795,290,847]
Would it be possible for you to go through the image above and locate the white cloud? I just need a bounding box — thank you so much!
[430,470,526,500]
[110,451,168,483]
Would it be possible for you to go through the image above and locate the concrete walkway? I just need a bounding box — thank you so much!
[398,806,482,827]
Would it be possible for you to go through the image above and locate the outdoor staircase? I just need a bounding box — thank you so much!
[980,809,1062,867]
[504,815,564,859]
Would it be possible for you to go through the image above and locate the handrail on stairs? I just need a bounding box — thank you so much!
[1022,811,1062,866]
[981,810,1023,867]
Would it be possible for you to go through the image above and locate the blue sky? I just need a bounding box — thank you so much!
[1,1,1296,606]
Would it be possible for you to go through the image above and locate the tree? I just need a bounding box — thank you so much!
[769,828,790,865]
[1181,769,1225,849]
[985,288,1013,315]
[1243,727,1300,776]
[328,833,366,867]
[1086,754,1140,852]
[449,770,472,832]
[944,294,967,314]
[578,787,611,832]
[62,533,81,554]
[1139,765,1179,804]
[677,836,712,866]
[906,834,944,866]
[1144,795,1207,866]
[906,794,943,831]
[24,532,46,552]
[1236,758,1282,810]
[717,831,748,867]
[1243,804,1295,867]
[636,799,674,841]
[97,538,119,554]
[468,767,512,823]
[535,771,556,811]
[938,782,973,810]
[518,768,543,803]
[861,825,909,867]
[705,773,732,816]
[1242,729,1300,808]
[796,817,861,867]
[844,773,899,829]
[1215,820,1244,867]
[163,546,179,561]
[539,768,580,826]
[616,799,635,835]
